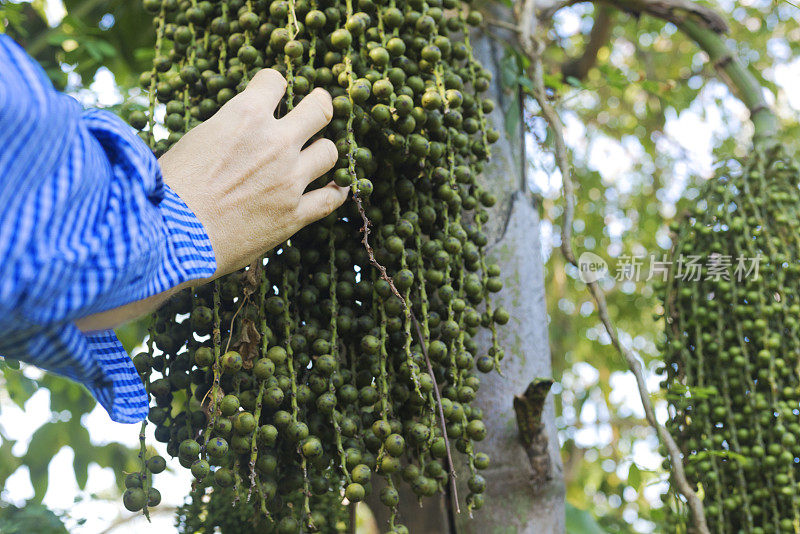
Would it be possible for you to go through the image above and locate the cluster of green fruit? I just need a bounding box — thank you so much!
[125,0,505,531]
[658,145,800,533]
[122,454,166,512]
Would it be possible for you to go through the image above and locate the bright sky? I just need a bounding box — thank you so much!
[2,1,800,533]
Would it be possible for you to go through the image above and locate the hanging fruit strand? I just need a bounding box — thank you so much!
[132,0,500,527]
[143,4,167,148]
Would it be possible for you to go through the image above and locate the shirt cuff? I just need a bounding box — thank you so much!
[84,183,217,423]
[154,183,218,291]
[80,183,217,423]
[74,115,216,423]
[4,322,149,423]
[83,330,150,423]
[4,180,217,423]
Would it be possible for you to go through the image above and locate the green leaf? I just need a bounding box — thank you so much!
[2,367,38,409]
[691,449,752,467]
[83,40,104,62]
[0,501,68,534]
[0,4,31,36]
[22,422,70,502]
[517,76,534,92]
[500,49,521,90]
[42,374,96,416]
[504,99,520,139]
[133,47,156,62]
[0,438,22,489]
[67,421,92,490]
[93,442,140,490]
[93,39,117,58]
[115,316,149,354]
[566,503,607,534]
[46,33,73,46]
[543,72,566,91]
[565,76,584,89]
[666,384,718,400]
[627,463,641,490]
[73,451,89,490]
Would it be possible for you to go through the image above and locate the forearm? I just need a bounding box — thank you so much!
[74,277,206,332]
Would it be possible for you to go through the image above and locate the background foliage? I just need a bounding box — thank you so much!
[528,1,800,530]
[1,0,799,531]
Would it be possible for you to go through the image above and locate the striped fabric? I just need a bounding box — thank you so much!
[0,35,217,423]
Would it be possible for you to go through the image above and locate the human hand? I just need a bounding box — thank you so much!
[75,69,345,332]
[159,68,347,279]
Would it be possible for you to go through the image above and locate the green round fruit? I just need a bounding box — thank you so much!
[253,358,275,379]
[206,437,229,458]
[345,482,365,502]
[234,412,257,434]
[125,473,143,489]
[330,28,352,50]
[221,351,242,372]
[220,394,240,416]
[266,346,288,364]
[123,488,147,512]
[214,467,234,487]
[257,424,279,447]
[191,459,210,479]
[384,433,405,457]
[146,455,166,474]
[193,347,214,367]
[179,439,201,459]
[351,464,371,484]
[301,437,323,458]
[147,487,161,507]
[380,486,399,507]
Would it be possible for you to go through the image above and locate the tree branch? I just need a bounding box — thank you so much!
[541,0,728,33]
[484,17,520,33]
[675,17,779,143]
[543,0,779,142]
[527,44,711,533]
[98,507,177,534]
[605,0,728,33]
[520,0,537,57]
[561,6,615,81]
[514,4,711,532]
[608,0,778,141]
[538,0,579,22]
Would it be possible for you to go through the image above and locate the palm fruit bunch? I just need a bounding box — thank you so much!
[124,0,506,531]
[658,143,800,533]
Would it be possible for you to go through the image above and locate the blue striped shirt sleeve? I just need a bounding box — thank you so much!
[0,35,217,423]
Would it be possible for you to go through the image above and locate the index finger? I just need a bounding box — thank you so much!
[281,88,334,144]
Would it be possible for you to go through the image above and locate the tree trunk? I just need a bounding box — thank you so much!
[368,21,565,534]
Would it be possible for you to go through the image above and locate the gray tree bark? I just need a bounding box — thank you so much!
[368,21,565,534]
